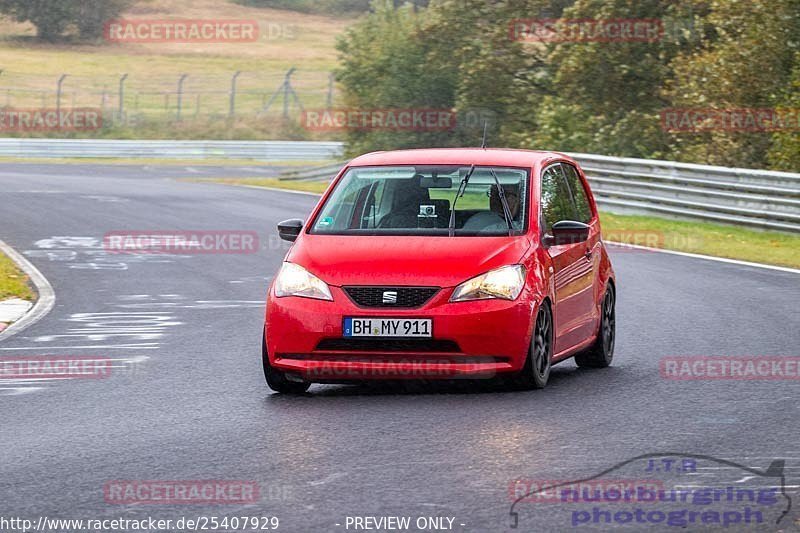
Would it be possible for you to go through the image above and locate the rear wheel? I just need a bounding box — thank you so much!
[262,333,310,394]
[511,302,552,390]
[575,286,615,368]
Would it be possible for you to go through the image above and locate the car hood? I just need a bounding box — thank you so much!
[287,234,531,287]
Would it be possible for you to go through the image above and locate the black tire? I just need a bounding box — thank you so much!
[262,333,310,394]
[575,286,615,368]
[511,302,553,390]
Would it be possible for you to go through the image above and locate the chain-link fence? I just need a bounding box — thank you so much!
[0,68,335,126]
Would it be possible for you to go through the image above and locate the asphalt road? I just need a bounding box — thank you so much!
[0,163,798,532]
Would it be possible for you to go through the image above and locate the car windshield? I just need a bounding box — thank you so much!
[310,165,528,236]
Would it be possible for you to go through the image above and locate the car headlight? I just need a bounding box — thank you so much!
[274,262,333,301]
[450,264,526,302]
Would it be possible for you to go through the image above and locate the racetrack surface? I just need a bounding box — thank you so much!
[0,164,798,532]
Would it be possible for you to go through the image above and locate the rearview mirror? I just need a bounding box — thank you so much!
[420,176,453,188]
[546,220,590,246]
[277,218,304,242]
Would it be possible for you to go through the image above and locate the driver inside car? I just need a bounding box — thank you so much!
[463,183,521,232]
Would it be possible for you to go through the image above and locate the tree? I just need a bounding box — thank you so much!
[418,0,559,148]
[664,0,800,168]
[0,0,133,41]
[767,53,800,171]
[531,0,707,158]
[0,0,71,41]
[334,0,796,170]
[335,0,564,155]
[75,0,135,40]
[335,0,458,155]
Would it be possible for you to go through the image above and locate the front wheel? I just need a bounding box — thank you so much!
[262,333,310,394]
[511,302,553,390]
[575,286,615,368]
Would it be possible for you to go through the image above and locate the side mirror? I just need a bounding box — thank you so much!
[277,218,304,242]
[547,220,590,246]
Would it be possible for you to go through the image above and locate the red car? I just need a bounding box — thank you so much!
[262,148,616,393]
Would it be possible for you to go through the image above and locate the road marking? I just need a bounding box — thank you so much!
[81,195,127,203]
[0,344,159,350]
[25,236,192,271]
[309,472,346,486]
[113,300,263,309]
[0,355,149,395]
[0,387,44,395]
[31,311,181,343]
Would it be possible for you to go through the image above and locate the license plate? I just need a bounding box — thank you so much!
[343,317,432,338]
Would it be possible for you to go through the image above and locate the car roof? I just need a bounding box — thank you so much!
[347,148,571,168]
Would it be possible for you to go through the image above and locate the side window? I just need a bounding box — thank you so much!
[540,165,574,234]
[561,163,593,224]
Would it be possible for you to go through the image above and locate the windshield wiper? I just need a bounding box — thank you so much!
[448,164,476,236]
[489,168,514,236]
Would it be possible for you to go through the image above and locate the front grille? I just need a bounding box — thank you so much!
[343,286,439,308]
[316,338,460,353]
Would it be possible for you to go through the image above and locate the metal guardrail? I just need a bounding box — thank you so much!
[1,138,796,232]
[568,153,800,233]
[279,160,349,181]
[0,139,343,161]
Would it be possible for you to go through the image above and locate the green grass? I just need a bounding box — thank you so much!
[200,177,331,193]
[201,177,800,269]
[0,252,35,301]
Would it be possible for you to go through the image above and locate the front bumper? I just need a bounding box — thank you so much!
[264,285,535,381]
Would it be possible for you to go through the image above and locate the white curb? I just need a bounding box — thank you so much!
[0,239,56,341]
[0,298,33,324]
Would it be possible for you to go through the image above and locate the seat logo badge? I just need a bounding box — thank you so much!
[382,291,398,304]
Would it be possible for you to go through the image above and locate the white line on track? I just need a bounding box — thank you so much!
[0,344,160,350]
[232,184,325,197]
[605,242,800,275]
